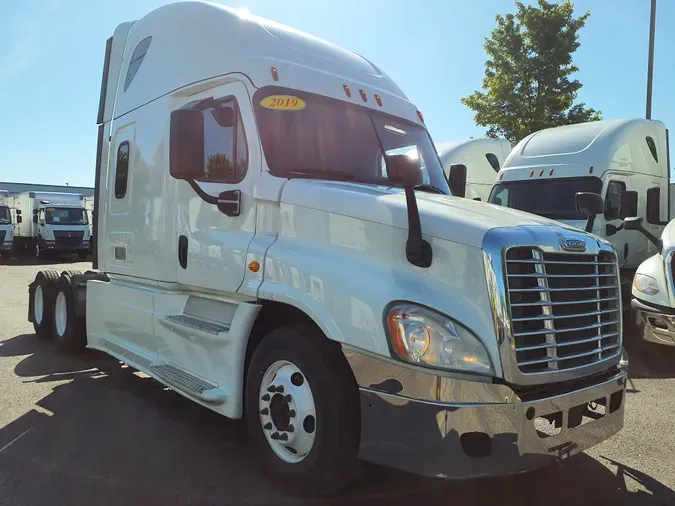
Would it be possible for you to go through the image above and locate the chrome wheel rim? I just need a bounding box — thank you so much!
[55,291,67,337]
[34,285,44,325]
[259,360,316,464]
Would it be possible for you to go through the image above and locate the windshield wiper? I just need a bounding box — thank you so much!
[287,169,369,184]
[415,184,446,194]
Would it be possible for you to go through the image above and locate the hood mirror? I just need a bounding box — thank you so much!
[385,152,432,268]
[575,192,604,233]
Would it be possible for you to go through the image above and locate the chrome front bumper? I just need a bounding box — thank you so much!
[345,350,626,479]
[632,298,675,347]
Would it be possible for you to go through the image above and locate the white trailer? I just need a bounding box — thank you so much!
[437,138,511,201]
[0,190,12,260]
[488,119,670,278]
[28,2,627,495]
[12,191,90,259]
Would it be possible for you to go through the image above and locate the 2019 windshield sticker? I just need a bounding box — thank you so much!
[260,95,307,111]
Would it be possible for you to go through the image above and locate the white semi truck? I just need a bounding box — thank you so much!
[437,138,511,201]
[488,119,671,282]
[12,191,90,259]
[0,190,12,260]
[28,2,627,495]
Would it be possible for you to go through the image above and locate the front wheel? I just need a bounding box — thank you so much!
[245,324,361,496]
[1,251,10,261]
[77,251,89,260]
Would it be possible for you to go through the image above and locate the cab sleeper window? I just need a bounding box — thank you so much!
[485,153,500,171]
[646,136,658,163]
[201,100,248,183]
[114,141,130,199]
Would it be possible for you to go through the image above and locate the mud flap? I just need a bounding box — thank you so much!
[27,280,36,323]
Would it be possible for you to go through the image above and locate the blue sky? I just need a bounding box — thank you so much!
[0,0,671,187]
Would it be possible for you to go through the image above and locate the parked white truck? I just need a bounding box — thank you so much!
[12,191,90,259]
[0,190,12,260]
[437,138,511,201]
[488,119,671,280]
[27,2,627,495]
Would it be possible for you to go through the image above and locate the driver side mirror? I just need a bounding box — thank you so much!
[170,108,205,180]
[32,215,38,224]
[448,164,467,198]
[17,216,22,224]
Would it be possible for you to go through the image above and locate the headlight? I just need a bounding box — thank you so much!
[386,303,493,375]
[634,273,659,296]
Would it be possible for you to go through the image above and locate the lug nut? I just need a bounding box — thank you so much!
[276,385,284,393]
[261,394,270,401]
[263,422,272,430]
[289,409,296,418]
[260,408,269,415]
[267,386,276,393]
[271,432,280,440]
[279,433,288,441]
[285,394,292,402]
[287,424,295,433]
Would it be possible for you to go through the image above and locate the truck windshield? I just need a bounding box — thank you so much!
[0,206,10,224]
[488,177,603,220]
[253,86,450,194]
[46,207,88,225]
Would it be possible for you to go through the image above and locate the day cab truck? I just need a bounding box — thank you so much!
[0,190,12,260]
[28,1,627,495]
[12,191,90,259]
[437,138,511,201]
[488,119,671,289]
[621,196,675,347]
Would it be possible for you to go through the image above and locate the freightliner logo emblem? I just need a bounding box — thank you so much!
[561,238,586,252]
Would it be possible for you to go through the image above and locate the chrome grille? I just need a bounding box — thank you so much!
[53,230,84,246]
[505,248,621,374]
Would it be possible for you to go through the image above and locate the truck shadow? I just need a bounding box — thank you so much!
[0,332,672,505]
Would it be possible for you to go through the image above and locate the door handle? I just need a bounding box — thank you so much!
[217,190,241,217]
[178,235,188,269]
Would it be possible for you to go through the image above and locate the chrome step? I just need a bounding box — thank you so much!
[150,363,227,404]
[164,314,229,335]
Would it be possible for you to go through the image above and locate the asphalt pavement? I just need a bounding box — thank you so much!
[1,259,674,505]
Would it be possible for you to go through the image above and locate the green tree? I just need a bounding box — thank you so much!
[462,0,601,144]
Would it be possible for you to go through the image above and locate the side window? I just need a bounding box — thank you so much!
[202,101,248,183]
[486,153,500,171]
[114,142,130,199]
[604,180,625,220]
[646,136,658,163]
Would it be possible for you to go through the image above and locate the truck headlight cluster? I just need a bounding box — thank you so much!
[634,273,660,296]
[386,303,493,375]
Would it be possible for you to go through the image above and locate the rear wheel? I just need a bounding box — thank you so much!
[245,324,361,495]
[51,275,86,353]
[32,270,60,338]
[77,251,89,260]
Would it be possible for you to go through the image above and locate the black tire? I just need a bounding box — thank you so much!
[32,270,60,338]
[51,275,86,353]
[245,324,361,496]
[77,251,89,260]
[1,251,10,261]
[61,269,82,278]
